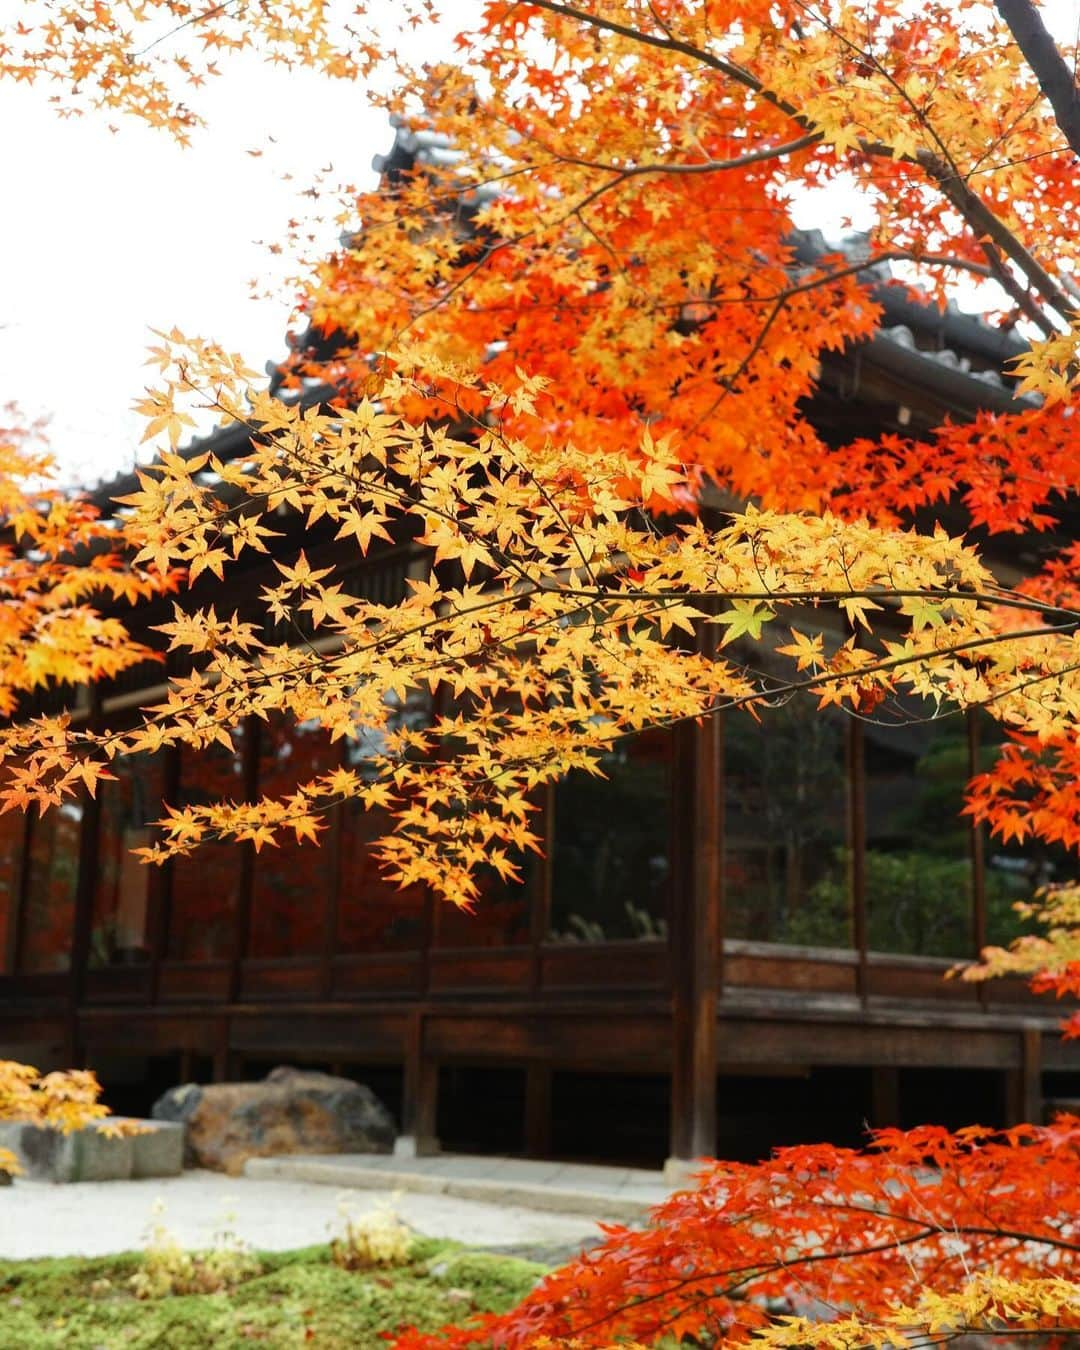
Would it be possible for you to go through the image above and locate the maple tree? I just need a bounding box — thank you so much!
[389,1119,1080,1350]
[2,6,1080,993]
[0,7,1074,896]
[4,4,1080,1349]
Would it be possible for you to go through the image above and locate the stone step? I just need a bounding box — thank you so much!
[243,1154,670,1220]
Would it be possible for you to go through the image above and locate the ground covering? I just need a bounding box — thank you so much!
[0,1237,545,1349]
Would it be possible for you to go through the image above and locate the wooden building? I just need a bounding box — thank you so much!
[0,204,1076,1166]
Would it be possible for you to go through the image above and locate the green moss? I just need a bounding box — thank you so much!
[0,1240,546,1349]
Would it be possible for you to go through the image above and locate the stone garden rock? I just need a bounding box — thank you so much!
[152,1065,397,1175]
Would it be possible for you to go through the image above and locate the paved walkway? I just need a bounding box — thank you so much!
[0,1169,612,1261]
[245,1152,674,1220]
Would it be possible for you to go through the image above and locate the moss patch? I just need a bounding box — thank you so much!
[0,1239,545,1348]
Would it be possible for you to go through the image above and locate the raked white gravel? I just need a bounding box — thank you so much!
[0,1170,604,1260]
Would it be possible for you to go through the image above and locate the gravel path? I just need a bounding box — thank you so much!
[0,1170,605,1261]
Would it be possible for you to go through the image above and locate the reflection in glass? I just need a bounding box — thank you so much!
[19,802,82,973]
[91,753,163,967]
[550,729,671,943]
[0,810,25,974]
[725,703,849,946]
[250,716,338,958]
[436,855,533,948]
[337,692,429,954]
[862,707,973,958]
[168,731,246,961]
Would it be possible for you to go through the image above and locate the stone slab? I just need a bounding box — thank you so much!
[244,1152,671,1220]
[0,1118,183,1183]
[125,1119,184,1179]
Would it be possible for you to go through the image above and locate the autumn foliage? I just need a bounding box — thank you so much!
[392,1120,1080,1350]
[0,405,164,715]
[4,3,1080,1348]
[2,6,1080,1019]
[0,1058,116,1176]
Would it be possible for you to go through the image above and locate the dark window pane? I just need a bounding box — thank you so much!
[19,803,82,973]
[725,703,849,946]
[336,693,429,954]
[864,706,972,957]
[90,753,164,968]
[0,809,25,974]
[250,717,339,958]
[168,731,246,962]
[550,729,671,943]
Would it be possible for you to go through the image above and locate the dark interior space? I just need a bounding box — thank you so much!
[898,1067,1006,1131]
[715,1068,871,1161]
[551,1071,670,1167]
[437,1066,526,1155]
[95,1052,192,1118]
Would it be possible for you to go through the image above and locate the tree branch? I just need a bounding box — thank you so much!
[995,0,1080,159]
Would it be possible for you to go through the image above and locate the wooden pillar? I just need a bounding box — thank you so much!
[228,716,260,1005]
[178,1048,195,1085]
[148,745,180,1005]
[870,1066,900,1129]
[968,712,989,1008]
[66,692,103,1065]
[6,807,33,976]
[320,801,345,1000]
[847,719,869,1005]
[529,783,554,995]
[1006,1025,1043,1125]
[669,699,723,1169]
[211,1043,230,1083]
[400,1010,439,1155]
[525,1063,552,1157]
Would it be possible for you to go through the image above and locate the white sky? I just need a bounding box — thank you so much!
[1,2,1078,484]
[0,57,392,485]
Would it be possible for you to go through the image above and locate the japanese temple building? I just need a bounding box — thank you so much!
[1,188,1077,1166]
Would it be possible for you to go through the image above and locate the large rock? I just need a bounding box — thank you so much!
[152,1065,397,1175]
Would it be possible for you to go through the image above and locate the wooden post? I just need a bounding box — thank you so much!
[320,796,345,1000]
[847,719,869,1005]
[870,1066,900,1128]
[529,783,554,995]
[400,1010,439,1155]
[525,1063,552,1157]
[1006,1025,1043,1125]
[228,716,260,1005]
[66,692,103,1065]
[148,745,180,1006]
[5,809,32,976]
[968,712,989,1008]
[668,694,722,1170]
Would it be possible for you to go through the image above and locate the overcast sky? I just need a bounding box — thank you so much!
[1,3,1077,485]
